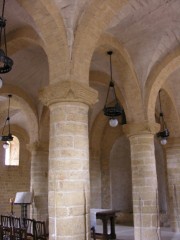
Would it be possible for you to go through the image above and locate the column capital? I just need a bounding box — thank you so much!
[39,81,98,107]
[123,122,160,137]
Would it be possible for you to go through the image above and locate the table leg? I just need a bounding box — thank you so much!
[102,219,109,239]
[110,216,116,239]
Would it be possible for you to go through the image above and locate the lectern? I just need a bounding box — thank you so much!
[14,192,33,219]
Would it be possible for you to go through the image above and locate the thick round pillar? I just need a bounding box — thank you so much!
[123,122,160,240]
[165,138,180,232]
[39,81,98,240]
[28,142,48,222]
[90,150,101,208]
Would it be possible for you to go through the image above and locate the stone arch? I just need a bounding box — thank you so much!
[16,0,69,83]
[0,84,38,143]
[71,0,129,84]
[145,46,180,122]
[3,124,30,166]
[10,124,30,143]
[8,26,45,55]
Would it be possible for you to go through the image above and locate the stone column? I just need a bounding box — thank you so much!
[101,152,111,209]
[165,138,180,232]
[39,81,98,240]
[90,150,101,208]
[123,122,160,240]
[27,142,48,222]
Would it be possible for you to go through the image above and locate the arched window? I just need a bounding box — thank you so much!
[5,135,20,166]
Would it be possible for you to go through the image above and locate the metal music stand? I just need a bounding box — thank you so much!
[14,192,33,219]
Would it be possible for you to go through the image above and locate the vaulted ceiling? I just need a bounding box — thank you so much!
[0,0,180,141]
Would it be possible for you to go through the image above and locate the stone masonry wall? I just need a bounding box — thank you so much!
[0,140,31,217]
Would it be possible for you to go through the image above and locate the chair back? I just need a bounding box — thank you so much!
[23,218,35,238]
[34,221,47,240]
[11,216,21,228]
[1,215,11,227]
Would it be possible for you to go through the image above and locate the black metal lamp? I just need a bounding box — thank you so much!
[103,51,126,127]
[0,0,13,74]
[0,94,13,148]
[156,90,169,145]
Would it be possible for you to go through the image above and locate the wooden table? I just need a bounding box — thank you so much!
[96,210,118,239]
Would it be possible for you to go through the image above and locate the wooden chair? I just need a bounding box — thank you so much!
[11,217,21,228]
[34,221,47,240]
[22,218,35,240]
[1,215,11,227]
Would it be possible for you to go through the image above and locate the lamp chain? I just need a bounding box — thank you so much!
[158,90,162,114]
[158,90,166,130]
[7,94,11,134]
[1,0,5,19]
[105,51,119,106]
[109,52,113,83]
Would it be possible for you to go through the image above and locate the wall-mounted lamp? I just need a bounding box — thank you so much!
[156,90,169,145]
[103,51,126,127]
[0,94,13,148]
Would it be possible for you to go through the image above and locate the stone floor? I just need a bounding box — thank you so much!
[95,224,180,240]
